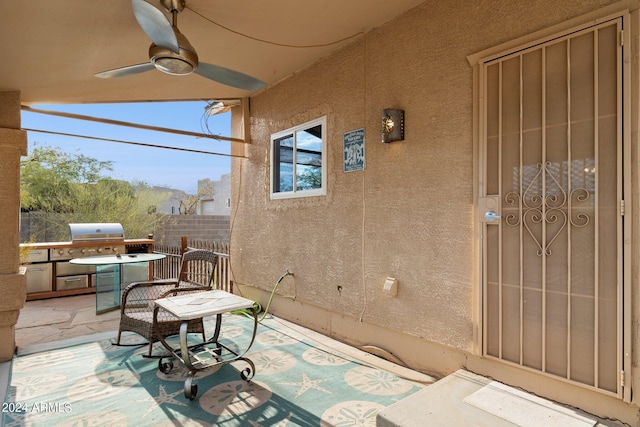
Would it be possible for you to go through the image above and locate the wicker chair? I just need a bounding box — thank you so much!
[116,249,220,356]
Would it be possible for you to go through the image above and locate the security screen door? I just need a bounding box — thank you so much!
[479,18,624,397]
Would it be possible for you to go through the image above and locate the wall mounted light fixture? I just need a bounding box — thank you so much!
[381,108,404,143]
[204,99,242,116]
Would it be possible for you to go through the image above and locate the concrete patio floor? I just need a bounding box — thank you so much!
[1,294,628,426]
[14,294,121,352]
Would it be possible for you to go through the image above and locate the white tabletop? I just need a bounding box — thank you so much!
[69,253,165,265]
[155,290,255,320]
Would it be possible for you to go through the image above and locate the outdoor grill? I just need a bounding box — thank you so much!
[22,222,154,299]
[49,223,127,291]
[50,223,126,261]
[68,223,126,244]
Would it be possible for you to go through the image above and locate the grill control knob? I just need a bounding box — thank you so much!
[68,249,75,255]
[81,248,87,254]
[58,249,64,255]
[97,248,103,253]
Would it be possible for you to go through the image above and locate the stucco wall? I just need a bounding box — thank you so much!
[232,0,621,349]
[0,91,27,361]
[227,4,640,423]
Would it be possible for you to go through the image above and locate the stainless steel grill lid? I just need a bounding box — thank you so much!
[68,223,125,243]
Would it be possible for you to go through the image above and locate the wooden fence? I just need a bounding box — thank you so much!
[152,237,231,292]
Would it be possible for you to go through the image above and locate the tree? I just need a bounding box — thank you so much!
[21,143,171,241]
[21,144,113,213]
[296,166,322,190]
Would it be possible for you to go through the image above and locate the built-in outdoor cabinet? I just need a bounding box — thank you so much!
[24,263,53,293]
[22,248,52,293]
[56,275,89,291]
[21,239,154,301]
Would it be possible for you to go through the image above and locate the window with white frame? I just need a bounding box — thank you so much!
[271,116,326,199]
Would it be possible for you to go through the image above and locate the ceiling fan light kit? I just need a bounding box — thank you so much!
[95,0,266,91]
[149,29,197,75]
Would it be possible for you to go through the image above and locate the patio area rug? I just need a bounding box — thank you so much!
[3,314,424,426]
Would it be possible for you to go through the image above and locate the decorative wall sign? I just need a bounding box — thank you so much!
[343,128,365,172]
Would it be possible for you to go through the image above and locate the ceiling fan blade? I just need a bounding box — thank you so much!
[95,62,156,79]
[195,62,266,91]
[131,0,179,53]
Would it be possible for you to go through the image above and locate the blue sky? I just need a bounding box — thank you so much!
[21,101,232,194]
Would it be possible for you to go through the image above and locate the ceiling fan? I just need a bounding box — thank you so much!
[95,0,266,91]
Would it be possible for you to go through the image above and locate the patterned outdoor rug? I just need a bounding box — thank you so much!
[3,314,423,426]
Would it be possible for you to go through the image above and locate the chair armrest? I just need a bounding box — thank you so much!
[150,278,181,286]
[122,279,178,295]
[121,279,179,311]
[159,285,211,300]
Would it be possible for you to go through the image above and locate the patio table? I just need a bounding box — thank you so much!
[153,289,258,400]
[70,253,166,314]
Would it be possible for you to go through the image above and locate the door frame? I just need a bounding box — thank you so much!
[468,7,633,402]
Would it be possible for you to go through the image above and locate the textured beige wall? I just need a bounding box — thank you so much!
[241,0,640,421]
[0,91,27,361]
[232,0,621,350]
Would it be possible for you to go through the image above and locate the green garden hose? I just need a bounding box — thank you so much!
[232,269,293,322]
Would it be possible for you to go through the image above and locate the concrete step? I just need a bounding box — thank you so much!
[377,369,610,427]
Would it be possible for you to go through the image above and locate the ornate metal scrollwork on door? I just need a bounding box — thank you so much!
[503,161,590,256]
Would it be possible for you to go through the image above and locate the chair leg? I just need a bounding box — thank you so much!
[147,340,154,357]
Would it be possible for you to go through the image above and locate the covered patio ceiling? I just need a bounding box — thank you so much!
[3,0,425,105]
